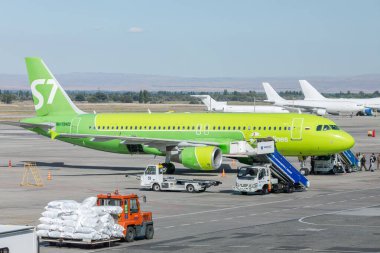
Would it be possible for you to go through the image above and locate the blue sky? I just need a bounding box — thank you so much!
[0,0,379,77]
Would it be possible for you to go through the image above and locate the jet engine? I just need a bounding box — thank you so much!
[315,108,327,116]
[357,108,374,116]
[171,146,222,170]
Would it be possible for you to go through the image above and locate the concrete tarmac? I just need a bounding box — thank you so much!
[0,115,379,253]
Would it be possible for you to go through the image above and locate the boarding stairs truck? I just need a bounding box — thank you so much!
[339,150,359,172]
[233,148,310,194]
[138,165,222,193]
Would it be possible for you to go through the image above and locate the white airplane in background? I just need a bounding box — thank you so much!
[191,95,289,113]
[300,80,378,115]
[262,82,366,116]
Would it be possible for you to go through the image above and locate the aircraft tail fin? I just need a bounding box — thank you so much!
[262,82,285,103]
[25,57,85,117]
[191,95,226,111]
[299,80,326,100]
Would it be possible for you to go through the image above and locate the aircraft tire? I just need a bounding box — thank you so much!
[162,163,176,174]
[300,168,310,176]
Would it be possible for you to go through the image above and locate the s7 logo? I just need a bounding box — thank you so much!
[31,79,58,110]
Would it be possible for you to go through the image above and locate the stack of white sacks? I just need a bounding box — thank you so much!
[36,197,125,240]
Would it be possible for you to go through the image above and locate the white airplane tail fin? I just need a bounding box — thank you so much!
[191,95,226,111]
[262,82,285,103]
[299,80,326,100]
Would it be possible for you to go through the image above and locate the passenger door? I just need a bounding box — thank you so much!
[70,117,81,134]
[291,118,303,140]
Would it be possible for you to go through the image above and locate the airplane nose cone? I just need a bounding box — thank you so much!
[340,132,355,151]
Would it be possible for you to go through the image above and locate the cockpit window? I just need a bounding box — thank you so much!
[330,125,340,130]
[316,125,322,131]
[323,125,331,131]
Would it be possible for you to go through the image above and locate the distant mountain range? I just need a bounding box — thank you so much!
[0,73,379,92]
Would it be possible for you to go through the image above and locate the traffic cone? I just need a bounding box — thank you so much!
[8,160,12,168]
[221,169,226,177]
[47,170,52,180]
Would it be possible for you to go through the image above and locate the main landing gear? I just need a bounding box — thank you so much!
[299,156,310,176]
[161,163,176,174]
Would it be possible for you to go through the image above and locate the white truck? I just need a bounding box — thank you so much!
[138,165,222,193]
[312,155,345,174]
[232,164,295,195]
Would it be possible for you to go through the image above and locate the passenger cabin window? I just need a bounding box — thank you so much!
[279,127,282,130]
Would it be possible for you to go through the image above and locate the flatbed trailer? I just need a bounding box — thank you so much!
[138,165,222,193]
[40,237,121,247]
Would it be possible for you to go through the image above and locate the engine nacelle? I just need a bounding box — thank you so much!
[363,108,373,116]
[315,108,327,116]
[172,146,223,170]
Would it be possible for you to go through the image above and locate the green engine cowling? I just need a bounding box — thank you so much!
[176,146,223,170]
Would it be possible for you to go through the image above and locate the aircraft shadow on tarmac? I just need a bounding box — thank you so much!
[20,161,233,177]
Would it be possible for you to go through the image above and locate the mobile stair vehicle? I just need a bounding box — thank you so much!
[40,193,153,247]
[339,149,359,172]
[138,165,222,193]
[233,150,310,195]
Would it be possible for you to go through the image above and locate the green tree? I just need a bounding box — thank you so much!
[138,90,144,103]
[75,94,86,101]
[143,90,150,103]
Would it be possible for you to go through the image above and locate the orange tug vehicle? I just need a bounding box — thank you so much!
[97,192,154,242]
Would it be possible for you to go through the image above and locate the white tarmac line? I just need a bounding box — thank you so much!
[298,204,380,228]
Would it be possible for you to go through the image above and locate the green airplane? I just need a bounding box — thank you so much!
[16,57,354,174]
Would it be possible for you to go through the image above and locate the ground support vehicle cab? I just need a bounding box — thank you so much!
[138,165,222,193]
[312,155,345,174]
[233,164,303,195]
[97,193,154,242]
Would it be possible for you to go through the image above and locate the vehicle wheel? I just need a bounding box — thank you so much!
[145,225,154,240]
[152,183,161,192]
[125,227,136,242]
[300,168,310,176]
[332,166,338,174]
[261,186,269,195]
[186,184,195,193]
